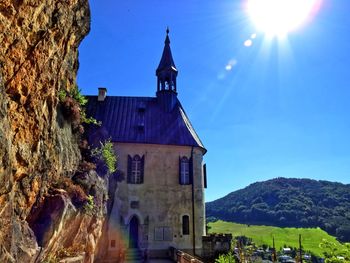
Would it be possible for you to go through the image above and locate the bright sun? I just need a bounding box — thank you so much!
[247,0,320,36]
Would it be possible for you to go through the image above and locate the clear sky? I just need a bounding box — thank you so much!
[78,0,350,202]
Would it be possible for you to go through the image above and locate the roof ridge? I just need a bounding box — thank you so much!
[85,95,156,99]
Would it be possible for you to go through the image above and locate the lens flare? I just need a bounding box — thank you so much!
[247,0,321,36]
[244,39,253,47]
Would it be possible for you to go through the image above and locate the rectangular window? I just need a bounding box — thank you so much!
[154,227,173,241]
[127,155,144,184]
[203,163,207,188]
[181,161,190,184]
[155,227,164,241]
[182,215,190,235]
[132,156,141,183]
[179,156,192,185]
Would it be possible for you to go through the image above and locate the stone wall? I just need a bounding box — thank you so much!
[202,233,233,259]
[0,1,107,262]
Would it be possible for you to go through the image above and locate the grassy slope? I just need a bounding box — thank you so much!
[208,220,345,257]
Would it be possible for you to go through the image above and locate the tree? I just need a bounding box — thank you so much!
[215,252,238,263]
[319,239,350,263]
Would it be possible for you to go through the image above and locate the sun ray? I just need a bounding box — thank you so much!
[246,0,321,37]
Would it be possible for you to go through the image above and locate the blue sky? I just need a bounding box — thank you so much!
[78,0,350,202]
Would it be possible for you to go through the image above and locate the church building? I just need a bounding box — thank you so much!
[86,29,207,259]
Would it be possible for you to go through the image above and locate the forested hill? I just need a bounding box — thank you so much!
[206,178,350,242]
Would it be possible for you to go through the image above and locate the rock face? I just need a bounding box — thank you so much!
[0,0,107,262]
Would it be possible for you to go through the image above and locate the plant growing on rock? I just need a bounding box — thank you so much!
[81,110,101,126]
[58,89,67,102]
[56,86,106,216]
[53,177,88,207]
[70,85,88,106]
[83,195,95,214]
[58,86,100,133]
[92,139,117,174]
[78,160,96,172]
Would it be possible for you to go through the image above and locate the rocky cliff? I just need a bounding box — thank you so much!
[0,1,108,262]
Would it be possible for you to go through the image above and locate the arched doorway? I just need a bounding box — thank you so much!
[129,216,139,248]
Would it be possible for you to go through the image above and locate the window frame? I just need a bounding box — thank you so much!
[127,154,144,184]
[154,226,173,241]
[180,157,190,185]
[131,155,142,183]
[179,156,193,185]
[182,215,190,235]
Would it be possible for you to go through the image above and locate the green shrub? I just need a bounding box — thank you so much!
[70,85,88,106]
[58,85,100,129]
[215,252,237,263]
[81,110,101,126]
[58,89,67,102]
[101,140,117,173]
[320,239,350,262]
[92,139,117,174]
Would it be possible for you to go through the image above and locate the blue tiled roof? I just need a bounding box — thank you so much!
[85,96,206,152]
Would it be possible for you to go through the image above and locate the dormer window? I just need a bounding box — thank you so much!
[179,156,192,185]
[127,155,144,184]
[137,123,145,132]
[138,102,146,113]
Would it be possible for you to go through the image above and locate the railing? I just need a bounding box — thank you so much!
[175,250,203,263]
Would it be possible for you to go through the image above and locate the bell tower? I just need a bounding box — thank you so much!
[156,28,178,112]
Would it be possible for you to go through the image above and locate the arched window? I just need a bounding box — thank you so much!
[179,156,192,185]
[127,155,144,184]
[182,215,190,235]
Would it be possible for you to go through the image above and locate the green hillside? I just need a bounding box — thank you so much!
[208,220,345,257]
[206,178,350,242]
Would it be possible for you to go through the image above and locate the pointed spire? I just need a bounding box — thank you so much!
[156,27,177,76]
[156,28,179,112]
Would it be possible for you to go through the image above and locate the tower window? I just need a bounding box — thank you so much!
[127,155,144,184]
[182,215,190,235]
[179,156,192,185]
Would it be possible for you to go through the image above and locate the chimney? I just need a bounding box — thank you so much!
[98,87,107,101]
